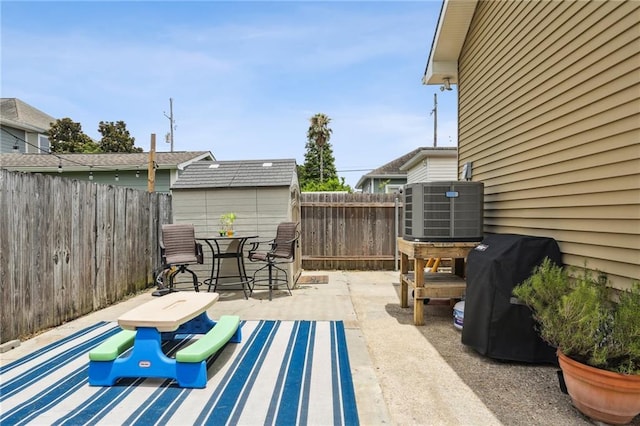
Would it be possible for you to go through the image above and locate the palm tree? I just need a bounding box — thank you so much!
[307,113,332,182]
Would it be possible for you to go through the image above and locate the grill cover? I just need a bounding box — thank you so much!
[462,234,561,363]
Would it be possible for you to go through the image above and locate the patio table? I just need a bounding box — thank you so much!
[197,235,257,298]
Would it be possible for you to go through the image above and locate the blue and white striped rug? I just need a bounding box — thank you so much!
[1,320,360,425]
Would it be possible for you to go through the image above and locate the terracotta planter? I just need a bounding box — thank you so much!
[558,350,640,425]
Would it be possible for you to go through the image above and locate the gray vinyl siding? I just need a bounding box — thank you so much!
[458,0,640,289]
[0,127,25,153]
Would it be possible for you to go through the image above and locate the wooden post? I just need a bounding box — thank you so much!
[400,249,409,308]
[148,134,156,193]
[413,257,426,326]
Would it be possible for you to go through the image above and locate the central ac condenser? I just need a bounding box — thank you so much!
[403,181,484,242]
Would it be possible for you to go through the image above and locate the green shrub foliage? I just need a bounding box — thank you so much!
[513,258,640,374]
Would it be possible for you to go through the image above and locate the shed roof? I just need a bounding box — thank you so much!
[172,159,298,189]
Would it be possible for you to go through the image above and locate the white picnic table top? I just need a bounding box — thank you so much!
[118,292,219,332]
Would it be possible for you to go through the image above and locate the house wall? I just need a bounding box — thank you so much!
[0,125,48,154]
[171,185,300,288]
[407,157,458,183]
[458,0,640,289]
[37,170,172,192]
[361,177,406,193]
[0,126,25,153]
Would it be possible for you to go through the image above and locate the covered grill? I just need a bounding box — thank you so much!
[462,234,561,363]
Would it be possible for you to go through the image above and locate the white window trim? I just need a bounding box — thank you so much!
[38,134,50,153]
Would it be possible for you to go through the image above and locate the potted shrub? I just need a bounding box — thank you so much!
[512,258,640,425]
[219,213,236,236]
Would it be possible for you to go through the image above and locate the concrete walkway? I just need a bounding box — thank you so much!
[1,271,500,425]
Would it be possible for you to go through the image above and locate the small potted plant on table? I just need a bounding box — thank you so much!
[219,213,236,237]
[512,258,640,425]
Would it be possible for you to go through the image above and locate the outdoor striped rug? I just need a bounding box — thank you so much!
[0,320,359,426]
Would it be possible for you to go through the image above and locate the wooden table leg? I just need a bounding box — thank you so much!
[414,257,426,326]
[400,252,409,308]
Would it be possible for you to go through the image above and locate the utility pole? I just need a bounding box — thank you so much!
[430,93,437,147]
[164,98,175,152]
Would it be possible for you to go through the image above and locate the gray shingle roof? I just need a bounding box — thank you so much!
[172,159,298,189]
[0,98,56,132]
[0,151,213,171]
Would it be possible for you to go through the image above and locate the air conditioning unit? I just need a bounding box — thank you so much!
[403,181,484,242]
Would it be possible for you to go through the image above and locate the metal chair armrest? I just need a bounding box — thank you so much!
[248,238,275,253]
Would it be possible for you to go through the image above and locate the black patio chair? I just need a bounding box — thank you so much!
[247,221,299,301]
[154,224,203,296]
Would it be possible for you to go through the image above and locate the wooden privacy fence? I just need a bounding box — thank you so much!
[0,170,171,343]
[300,192,404,270]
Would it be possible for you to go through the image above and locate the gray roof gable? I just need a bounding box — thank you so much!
[172,159,298,189]
[0,98,56,132]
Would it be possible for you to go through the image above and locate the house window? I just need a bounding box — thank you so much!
[385,184,403,194]
[38,134,50,153]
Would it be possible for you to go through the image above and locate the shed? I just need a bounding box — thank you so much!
[171,159,301,289]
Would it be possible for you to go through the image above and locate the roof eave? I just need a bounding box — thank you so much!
[422,0,477,86]
[175,151,215,170]
[0,118,48,133]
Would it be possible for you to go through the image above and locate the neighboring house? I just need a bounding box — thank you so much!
[355,148,421,193]
[171,159,301,286]
[399,146,457,184]
[356,147,457,193]
[0,98,54,154]
[0,151,214,193]
[423,0,639,290]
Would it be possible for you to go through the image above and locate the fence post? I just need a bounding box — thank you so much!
[394,194,399,271]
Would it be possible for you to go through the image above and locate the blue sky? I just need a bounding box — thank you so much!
[1,1,458,187]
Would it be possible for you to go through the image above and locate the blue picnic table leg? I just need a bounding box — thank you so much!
[95,327,178,385]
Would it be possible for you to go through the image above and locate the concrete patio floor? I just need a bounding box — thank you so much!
[3,271,633,425]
